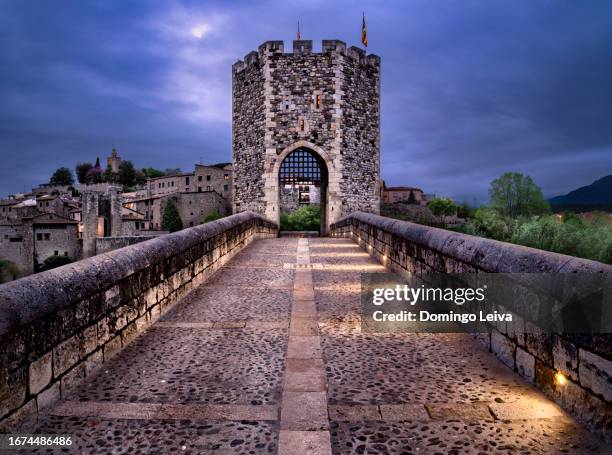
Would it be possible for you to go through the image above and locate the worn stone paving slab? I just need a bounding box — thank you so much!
[278,430,332,455]
[328,405,382,422]
[280,391,329,431]
[49,401,278,421]
[284,358,327,392]
[15,416,278,454]
[379,404,431,422]
[426,402,495,422]
[287,336,322,359]
[489,399,566,421]
[68,327,287,405]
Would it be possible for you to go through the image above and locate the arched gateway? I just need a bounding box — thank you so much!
[231,39,381,234]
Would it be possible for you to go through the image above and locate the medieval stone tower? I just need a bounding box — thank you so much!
[232,39,380,234]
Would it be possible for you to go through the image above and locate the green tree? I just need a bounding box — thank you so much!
[103,167,116,182]
[49,167,74,186]
[202,209,223,223]
[489,172,549,218]
[280,205,321,231]
[76,162,93,183]
[135,169,147,185]
[457,202,475,219]
[428,198,458,216]
[142,168,165,178]
[39,255,72,272]
[118,160,136,187]
[161,199,183,232]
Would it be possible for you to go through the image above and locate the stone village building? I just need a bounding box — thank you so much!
[0,161,234,276]
[231,40,381,234]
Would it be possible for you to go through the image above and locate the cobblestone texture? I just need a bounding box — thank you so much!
[8,237,609,453]
[17,417,278,454]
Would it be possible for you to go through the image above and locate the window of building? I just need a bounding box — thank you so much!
[186,177,190,185]
[36,233,42,241]
[64,251,68,256]
[206,175,211,181]
[54,250,58,256]
[198,176,202,181]
[198,187,202,192]
[224,184,228,191]
[315,94,321,109]
[45,201,49,207]
[299,119,305,131]
[224,174,229,180]
[44,233,50,240]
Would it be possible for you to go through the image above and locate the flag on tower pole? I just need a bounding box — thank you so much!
[297,21,301,40]
[361,13,368,47]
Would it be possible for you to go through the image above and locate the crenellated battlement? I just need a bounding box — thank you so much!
[233,39,380,73]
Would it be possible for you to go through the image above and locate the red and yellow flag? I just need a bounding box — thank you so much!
[361,13,368,47]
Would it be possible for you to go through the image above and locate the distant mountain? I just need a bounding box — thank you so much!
[548,175,612,212]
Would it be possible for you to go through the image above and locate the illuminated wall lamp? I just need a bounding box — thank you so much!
[554,371,567,386]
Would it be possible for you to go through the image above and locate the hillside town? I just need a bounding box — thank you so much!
[0,148,234,279]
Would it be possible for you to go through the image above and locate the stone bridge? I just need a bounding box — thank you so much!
[0,212,610,454]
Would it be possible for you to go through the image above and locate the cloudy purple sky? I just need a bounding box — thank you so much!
[1,0,611,203]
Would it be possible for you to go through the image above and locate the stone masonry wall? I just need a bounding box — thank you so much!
[330,212,612,441]
[0,212,277,430]
[232,40,380,231]
[232,48,266,213]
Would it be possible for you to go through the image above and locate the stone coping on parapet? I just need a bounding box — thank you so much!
[0,211,277,337]
[233,40,380,73]
[332,211,612,273]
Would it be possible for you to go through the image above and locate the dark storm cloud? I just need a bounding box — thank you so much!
[1,0,611,202]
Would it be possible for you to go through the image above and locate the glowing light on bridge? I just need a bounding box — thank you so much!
[554,372,567,386]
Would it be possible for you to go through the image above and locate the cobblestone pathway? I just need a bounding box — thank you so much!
[15,238,609,454]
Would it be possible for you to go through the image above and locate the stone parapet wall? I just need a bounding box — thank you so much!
[330,211,612,440]
[0,212,278,430]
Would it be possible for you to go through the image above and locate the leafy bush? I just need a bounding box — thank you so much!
[511,214,612,264]
[428,198,458,216]
[455,210,612,264]
[203,210,223,223]
[280,205,321,231]
[39,255,72,272]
